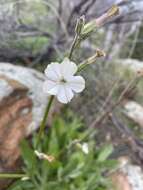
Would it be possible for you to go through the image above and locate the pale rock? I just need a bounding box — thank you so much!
[0,63,48,134]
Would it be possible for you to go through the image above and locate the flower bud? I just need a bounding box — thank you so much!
[35,150,55,162]
[82,20,97,35]
[96,5,119,26]
[75,15,85,35]
[107,5,119,17]
[83,5,119,32]
[95,49,106,58]
[87,49,106,64]
[78,49,106,72]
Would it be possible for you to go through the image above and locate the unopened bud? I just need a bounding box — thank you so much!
[75,15,85,35]
[88,49,106,63]
[107,5,119,17]
[35,150,55,162]
[82,5,119,34]
[82,20,97,35]
[95,49,106,58]
[78,49,106,72]
[96,5,119,27]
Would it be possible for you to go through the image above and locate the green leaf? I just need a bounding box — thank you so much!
[97,144,113,162]
[9,113,115,190]
[20,140,37,175]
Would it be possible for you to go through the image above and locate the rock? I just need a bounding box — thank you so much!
[0,63,49,134]
[112,172,131,190]
[116,59,143,128]
[121,165,143,190]
[111,157,143,190]
[117,59,143,74]
[0,63,60,189]
[123,100,143,128]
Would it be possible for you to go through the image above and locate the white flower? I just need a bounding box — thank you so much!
[43,57,85,104]
[82,143,89,154]
[21,177,30,181]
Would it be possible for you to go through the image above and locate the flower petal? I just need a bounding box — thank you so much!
[43,80,59,95]
[82,143,89,154]
[45,62,62,81]
[68,76,85,93]
[61,57,77,77]
[57,85,74,104]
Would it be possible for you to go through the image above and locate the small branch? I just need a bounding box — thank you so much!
[90,75,140,128]
[0,173,26,179]
[110,113,143,164]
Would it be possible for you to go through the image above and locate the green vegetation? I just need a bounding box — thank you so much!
[9,113,116,190]
[132,27,143,61]
[13,37,49,54]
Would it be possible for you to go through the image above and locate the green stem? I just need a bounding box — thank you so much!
[36,95,54,148]
[77,55,98,72]
[0,173,26,179]
[68,34,79,59]
[77,62,88,72]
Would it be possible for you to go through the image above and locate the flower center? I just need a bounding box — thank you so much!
[60,78,67,84]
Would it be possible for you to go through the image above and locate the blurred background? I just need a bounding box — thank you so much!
[0,0,143,189]
[1,0,143,164]
[1,0,142,138]
[0,0,142,64]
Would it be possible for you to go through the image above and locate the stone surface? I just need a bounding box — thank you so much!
[116,59,143,128]
[123,100,143,128]
[0,63,49,135]
[122,164,143,190]
[0,63,51,189]
[117,59,143,74]
[112,157,143,190]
